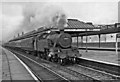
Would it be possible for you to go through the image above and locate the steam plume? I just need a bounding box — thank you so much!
[20,3,67,32]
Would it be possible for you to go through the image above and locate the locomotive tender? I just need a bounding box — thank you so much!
[5,29,81,65]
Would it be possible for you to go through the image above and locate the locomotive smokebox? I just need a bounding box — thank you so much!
[57,33,72,48]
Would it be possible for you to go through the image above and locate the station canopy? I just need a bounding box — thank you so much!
[62,19,120,37]
[61,19,100,36]
[9,19,120,41]
[66,19,96,29]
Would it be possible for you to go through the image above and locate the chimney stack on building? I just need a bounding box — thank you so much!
[18,33,20,37]
[22,32,24,35]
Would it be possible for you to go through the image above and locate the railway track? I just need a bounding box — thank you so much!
[7,48,102,82]
[12,51,70,82]
[37,57,120,81]
[76,57,120,76]
[67,65,120,81]
[11,50,100,82]
[5,47,120,82]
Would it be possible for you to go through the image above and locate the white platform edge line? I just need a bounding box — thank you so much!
[79,57,120,66]
[10,51,38,81]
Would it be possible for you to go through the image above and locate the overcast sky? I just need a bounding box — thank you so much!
[0,0,119,42]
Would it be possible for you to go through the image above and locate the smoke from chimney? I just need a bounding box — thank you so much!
[20,3,67,32]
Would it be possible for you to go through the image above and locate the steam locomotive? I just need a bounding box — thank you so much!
[4,27,82,65]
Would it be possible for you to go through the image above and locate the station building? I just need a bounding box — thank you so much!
[65,19,120,48]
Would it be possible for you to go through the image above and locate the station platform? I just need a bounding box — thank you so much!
[1,47,35,81]
[79,49,120,65]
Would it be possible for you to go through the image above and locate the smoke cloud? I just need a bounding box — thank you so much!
[20,2,67,32]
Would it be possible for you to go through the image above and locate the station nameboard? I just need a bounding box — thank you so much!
[117,33,120,38]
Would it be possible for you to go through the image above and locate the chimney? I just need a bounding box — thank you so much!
[22,32,24,35]
[86,22,93,25]
[18,33,20,37]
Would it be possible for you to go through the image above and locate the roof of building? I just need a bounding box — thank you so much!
[66,19,98,29]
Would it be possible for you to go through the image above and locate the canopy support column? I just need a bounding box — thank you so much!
[98,34,101,48]
[77,35,79,48]
[81,36,83,47]
[86,34,88,52]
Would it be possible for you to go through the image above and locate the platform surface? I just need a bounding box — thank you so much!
[2,47,34,81]
[79,49,120,65]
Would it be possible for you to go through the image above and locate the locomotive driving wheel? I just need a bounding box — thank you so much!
[58,58,62,65]
[46,56,51,61]
[73,57,76,64]
[58,58,65,65]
